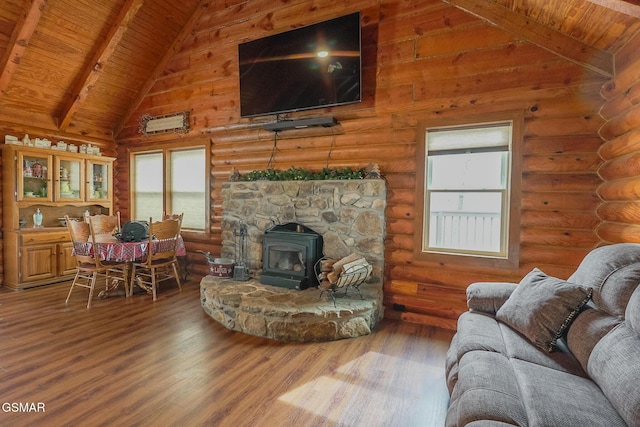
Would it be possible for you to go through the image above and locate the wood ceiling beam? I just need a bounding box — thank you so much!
[585,0,640,18]
[0,0,48,98]
[442,0,614,78]
[58,0,144,132]
[113,0,211,138]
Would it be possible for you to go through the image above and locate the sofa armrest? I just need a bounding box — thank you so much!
[466,281,518,314]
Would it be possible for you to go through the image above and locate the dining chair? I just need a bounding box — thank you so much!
[90,212,121,235]
[162,212,184,222]
[89,213,129,293]
[65,215,128,309]
[130,216,183,301]
[162,213,185,280]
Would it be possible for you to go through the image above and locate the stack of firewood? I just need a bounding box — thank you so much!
[317,253,371,290]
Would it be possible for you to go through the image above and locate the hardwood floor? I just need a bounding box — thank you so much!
[0,279,454,427]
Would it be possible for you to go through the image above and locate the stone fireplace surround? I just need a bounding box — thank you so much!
[200,179,386,341]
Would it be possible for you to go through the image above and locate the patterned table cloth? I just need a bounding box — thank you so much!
[73,236,186,262]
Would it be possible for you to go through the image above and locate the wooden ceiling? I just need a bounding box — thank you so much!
[0,0,203,141]
[0,0,638,142]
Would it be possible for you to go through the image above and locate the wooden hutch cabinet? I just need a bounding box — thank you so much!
[2,144,115,290]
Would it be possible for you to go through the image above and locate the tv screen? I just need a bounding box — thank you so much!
[238,12,362,118]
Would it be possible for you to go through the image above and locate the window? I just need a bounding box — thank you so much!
[131,146,207,231]
[133,152,163,221]
[416,112,522,266]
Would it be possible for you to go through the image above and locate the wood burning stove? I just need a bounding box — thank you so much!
[260,223,323,290]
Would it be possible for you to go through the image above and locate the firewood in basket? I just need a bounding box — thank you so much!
[327,271,339,284]
[332,253,361,274]
[320,259,337,272]
[341,257,369,274]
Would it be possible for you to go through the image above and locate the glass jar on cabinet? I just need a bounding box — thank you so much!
[87,160,111,201]
[55,156,84,201]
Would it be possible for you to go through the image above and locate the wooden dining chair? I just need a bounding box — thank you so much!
[130,216,183,301]
[88,214,129,292]
[163,212,184,222]
[90,212,121,235]
[161,212,185,280]
[65,215,128,309]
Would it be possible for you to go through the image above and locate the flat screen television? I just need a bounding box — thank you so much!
[238,12,362,118]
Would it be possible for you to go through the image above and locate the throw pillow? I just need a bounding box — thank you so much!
[496,268,593,352]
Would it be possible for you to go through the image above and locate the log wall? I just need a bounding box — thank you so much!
[598,32,640,243]
[115,0,612,329]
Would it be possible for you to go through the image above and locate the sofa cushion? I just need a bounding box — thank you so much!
[446,351,528,427]
[445,334,460,394]
[451,311,585,379]
[496,268,592,352]
[451,312,507,356]
[566,308,622,372]
[588,323,640,427]
[509,358,628,427]
[626,286,640,335]
[446,351,627,427]
[568,243,640,317]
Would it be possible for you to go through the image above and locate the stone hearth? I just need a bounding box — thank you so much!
[201,276,383,341]
[201,178,386,341]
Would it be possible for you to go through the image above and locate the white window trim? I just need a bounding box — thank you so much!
[424,123,511,258]
[129,143,209,234]
[415,111,522,269]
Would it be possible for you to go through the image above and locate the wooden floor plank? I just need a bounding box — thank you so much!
[0,280,454,426]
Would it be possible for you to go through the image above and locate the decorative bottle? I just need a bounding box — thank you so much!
[33,208,43,228]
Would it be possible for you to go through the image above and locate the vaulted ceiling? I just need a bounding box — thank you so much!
[0,0,204,141]
[0,0,639,142]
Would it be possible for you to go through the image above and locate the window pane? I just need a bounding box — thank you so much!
[428,192,503,252]
[170,149,206,230]
[133,153,163,221]
[429,151,506,190]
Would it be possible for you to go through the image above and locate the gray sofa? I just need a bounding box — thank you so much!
[445,243,640,427]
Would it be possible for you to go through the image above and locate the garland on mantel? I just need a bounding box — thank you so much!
[230,165,382,182]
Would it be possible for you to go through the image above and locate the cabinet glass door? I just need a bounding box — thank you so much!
[87,160,111,201]
[55,156,84,201]
[18,151,52,201]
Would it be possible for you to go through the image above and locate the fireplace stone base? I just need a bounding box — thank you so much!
[200,275,384,341]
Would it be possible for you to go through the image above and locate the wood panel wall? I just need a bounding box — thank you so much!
[115,0,611,329]
[598,32,640,243]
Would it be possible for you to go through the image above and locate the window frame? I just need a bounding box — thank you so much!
[414,111,522,269]
[129,141,210,235]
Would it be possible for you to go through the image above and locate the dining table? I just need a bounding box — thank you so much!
[72,233,186,298]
